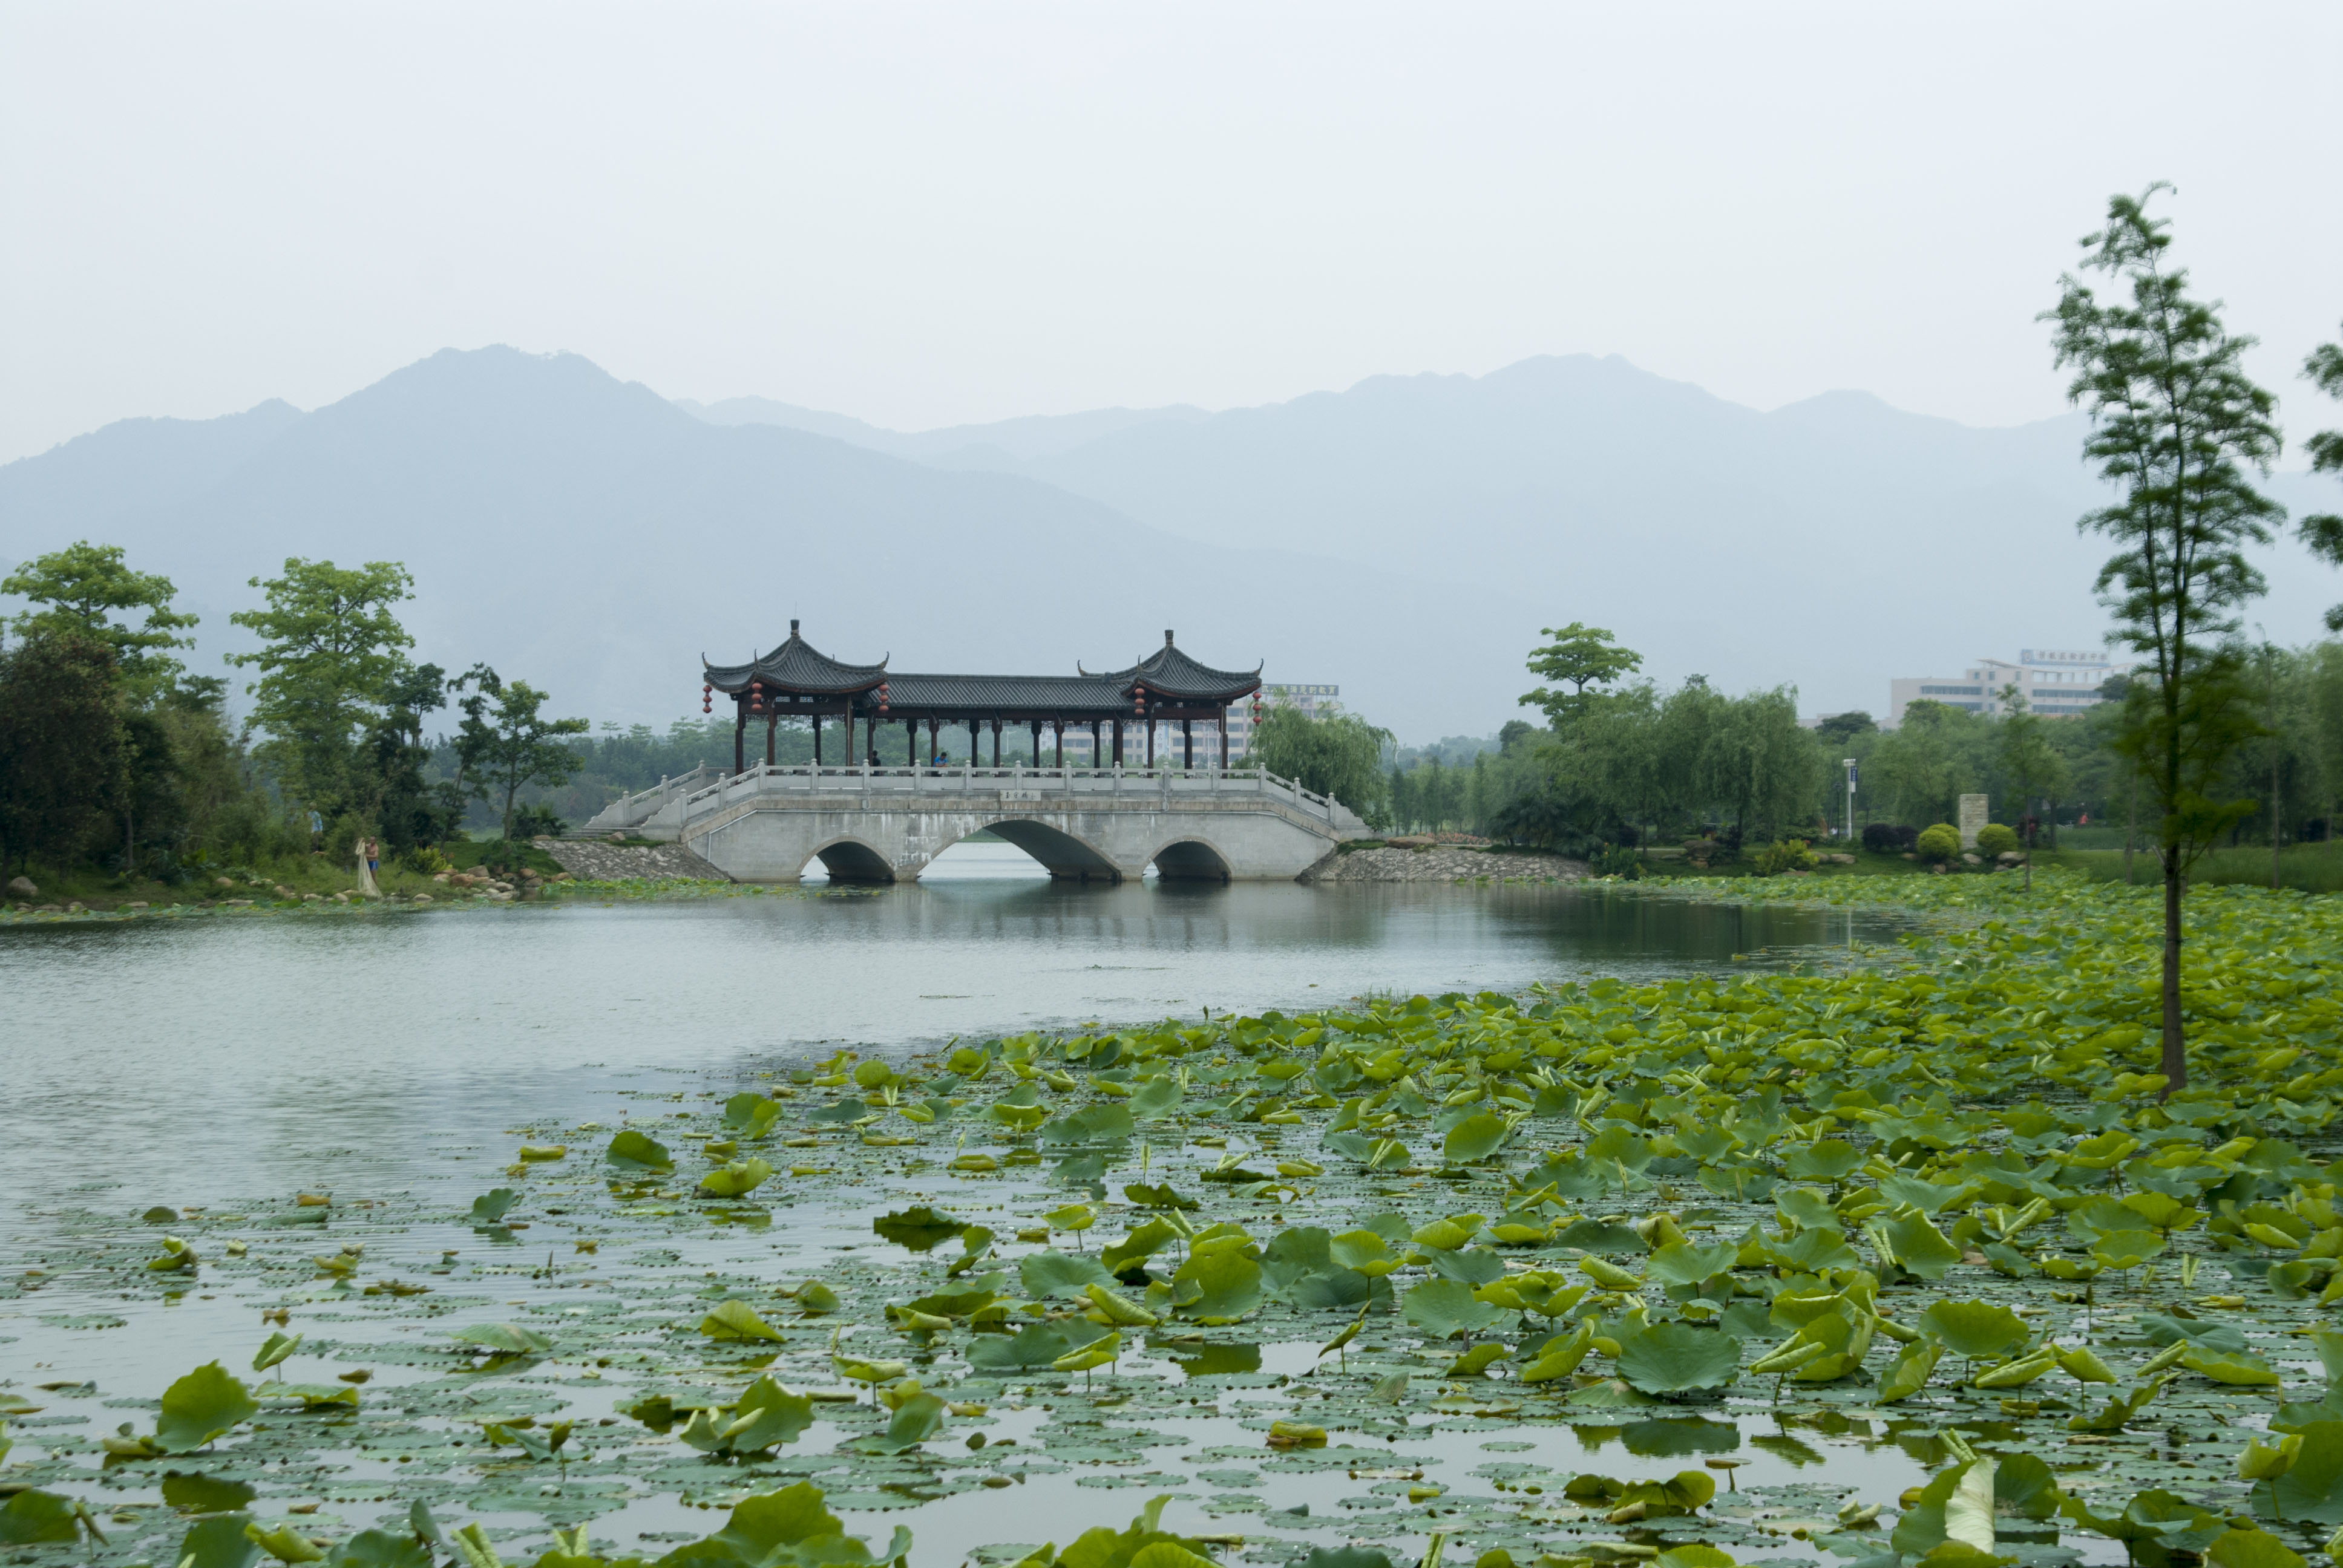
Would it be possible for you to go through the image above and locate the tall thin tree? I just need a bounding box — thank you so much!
[2044,186,2282,1091]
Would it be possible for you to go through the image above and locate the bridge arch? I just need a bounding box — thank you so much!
[978,819,1124,882]
[805,835,897,884]
[1149,837,1233,883]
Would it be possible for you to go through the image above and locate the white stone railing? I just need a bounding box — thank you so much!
[664,762,1349,827]
[580,764,725,832]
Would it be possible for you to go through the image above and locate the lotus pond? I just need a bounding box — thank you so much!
[5,872,2343,1568]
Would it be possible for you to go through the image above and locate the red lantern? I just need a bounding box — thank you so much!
[877,681,890,717]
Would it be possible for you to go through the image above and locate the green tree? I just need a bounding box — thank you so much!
[453,668,591,842]
[1250,702,1392,831]
[1519,623,1643,728]
[1994,688,2066,889]
[2045,186,2281,1089]
[2301,322,2343,627]
[228,560,417,819]
[2,541,197,701]
[0,632,126,875]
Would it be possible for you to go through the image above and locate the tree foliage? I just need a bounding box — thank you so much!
[228,559,418,819]
[2304,322,2343,630]
[0,632,126,874]
[2,540,197,701]
[2044,186,2281,1088]
[1519,622,1643,728]
[453,667,591,842]
[1250,702,1392,830]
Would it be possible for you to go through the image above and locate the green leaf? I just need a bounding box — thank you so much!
[698,1158,775,1198]
[1881,1214,1963,1280]
[324,1531,434,1568]
[1877,1339,1941,1403]
[1290,1267,1376,1312]
[1645,1241,1737,1288]
[1917,1299,2028,1361]
[871,1206,968,1251]
[469,1188,517,1224]
[1614,1322,1741,1394]
[605,1129,673,1171]
[450,1322,552,1355]
[177,1515,263,1568]
[1401,1278,1504,1340]
[2089,1228,2168,1270]
[1122,1183,1199,1210]
[967,1325,1081,1371]
[1129,1076,1183,1119]
[877,1392,947,1452]
[252,1330,303,1373]
[1441,1112,1509,1165]
[1783,1138,1862,1182]
[1020,1250,1117,1299]
[1101,1218,1180,1275]
[155,1362,260,1453]
[699,1299,785,1342]
[724,1092,784,1135]
[1040,1105,1136,1146]
[1172,1249,1265,1323]
[2270,1422,2343,1523]
[0,1491,80,1546]
[725,1376,814,1452]
[2184,1347,2281,1387]
[2208,1530,2310,1568]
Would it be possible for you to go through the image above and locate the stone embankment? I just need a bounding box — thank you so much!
[537,837,730,882]
[1313,844,1585,883]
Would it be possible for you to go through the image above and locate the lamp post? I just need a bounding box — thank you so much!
[1843,758,1858,848]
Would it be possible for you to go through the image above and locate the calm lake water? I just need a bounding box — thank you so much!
[0,844,1895,1217]
[0,846,1933,1567]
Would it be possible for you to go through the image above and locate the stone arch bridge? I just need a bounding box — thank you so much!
[582,762,1366,884]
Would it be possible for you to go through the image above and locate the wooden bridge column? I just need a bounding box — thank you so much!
[991,720,1001,767]
[765,712,776,766]
[1146,717,1155,768]
[1111,719,1122,766]
[733,704,746,775]
[812,712,822,767]
[1030,720,1041,765]
[969,717,980,766]
[1091,720,1101,767]
[906,720,916,766]
[843,710,854,766]
[926,718,940,763]
[1054,720,1064,768]
[1183,718,1193,769]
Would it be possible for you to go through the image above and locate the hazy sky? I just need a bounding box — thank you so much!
[4,2,2340,463]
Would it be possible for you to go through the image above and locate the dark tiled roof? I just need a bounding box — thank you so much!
[705,625,888,694]
[1092,636,1265,701]
[706,627,1260,713]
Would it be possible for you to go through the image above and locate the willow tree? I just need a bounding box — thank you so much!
[2045,187,2281,1091]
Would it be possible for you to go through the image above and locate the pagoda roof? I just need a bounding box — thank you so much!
[705,627,1260,713]
[704,622,888,694]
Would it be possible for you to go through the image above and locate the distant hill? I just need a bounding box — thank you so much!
[10,347,2339,738]
[696,352,2343,708]
[0,348,1536,736]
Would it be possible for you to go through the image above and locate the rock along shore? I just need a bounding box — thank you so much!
[536,837,730,881]
[1312,845,1586,883]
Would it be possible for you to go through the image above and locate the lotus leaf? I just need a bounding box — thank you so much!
[808,1097,877,1126]
[1441,1112,1509,1165]
[871,1206,967,1251]
[156,1362,260,1453]
[1127,1076,1183,1119]
[1553,1218,1645,1253]
[1020,1250,1117,1299]
[698,1158,775,1198]
[1877,1339,1941,1402]
[323,1532,433,1568]
[1615,1322,1740,1395]
[451,1322,551,1354]
[0,1491,78,1546]
[877,1392,948,1451]
[677,1480,909,1567]
[1645,1241,1738,1288]
[1429,1247,1507,1285]
[1122,1183,1199,1210]
[1403,1278,1504,1339]
[1040,1105,1136,1145]
[1101,1219,1181,1275]
[1171,1249,1263,1322]
[177,1515,264,1568]
[1783,1138,1862,1183]
[2184,1347,2282,1387]
[252,1330,302,1373]
[605,1129,673,1171]
[1881,1213,1963,1279]
[699,1300,785,1342]
[1918,1299,2029,1361]
[2207,1531,2310,1568]
[469,1188,517,1224]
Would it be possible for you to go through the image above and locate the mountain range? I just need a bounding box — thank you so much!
[6,346,2340,739]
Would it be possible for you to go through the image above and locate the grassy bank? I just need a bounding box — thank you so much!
[2043,838,2343,894]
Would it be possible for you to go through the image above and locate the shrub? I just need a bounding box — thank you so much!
[1975,823,2020,857]
[1862,823,1919,854]
[512,802,566,839]
[1590,843,1643,880]
[405,844,453,875]
[1915,823,1961,862]
[1754,838,1818,876]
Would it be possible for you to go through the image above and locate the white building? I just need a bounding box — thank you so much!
[1888,648,2127,725]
